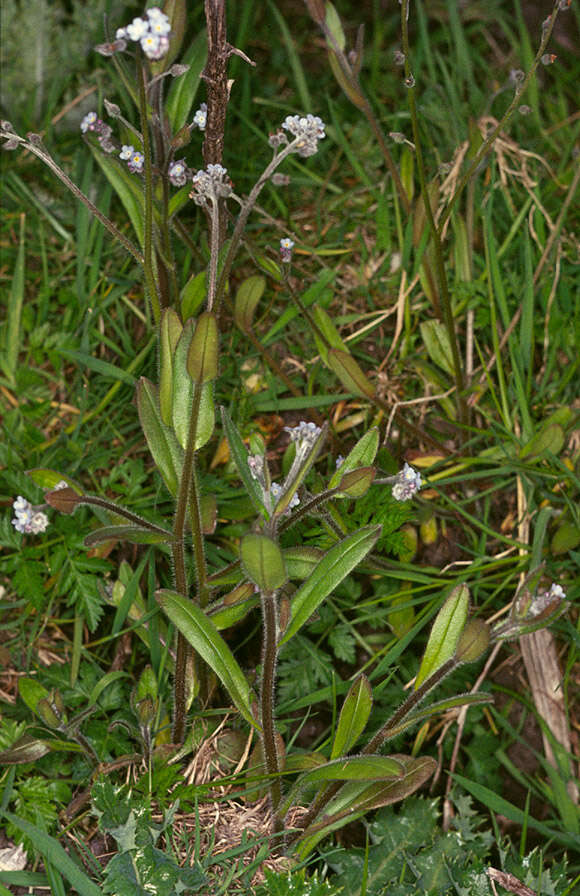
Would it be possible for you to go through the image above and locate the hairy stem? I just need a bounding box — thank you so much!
[137,59,161,323]
[261,591,282,828]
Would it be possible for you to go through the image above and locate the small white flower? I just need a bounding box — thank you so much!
[80,111,98,133]
[280,237,295,262]
[547,583,566,601]
[115,27,127,40]
[168,159,188,186]
[143,34,169,59]
[126,17,149,41]
[391,462,422,502]
[147,6,166,20]
[119,144,134,160]
[140,33,161,56]
[270,482,300,510]
[192,103,207,130]
[128,151,145,172]
[148,14,171,36]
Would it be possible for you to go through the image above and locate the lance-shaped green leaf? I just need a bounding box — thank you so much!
[519,423,565,460]
[172,321,215,449]
[187,312,219,384]
[137,377,183,496]
[18,677,50,716]
[157,589,259,730]
[299,754,403,786]
[234,275,266,331]
[328,428,379,489]
[420,319,454,376]
[336,466,376,498]
[181,269,207,320]
[221,407,266,515]
[0,734,51,765]
[26,469,82,492]
[379,692,493,742]
[278,526,380,647]
[159,308,183,425]
[415,585,470,690]
[296,755,437,858]
[312,305,347,363]
[454,618,490,664]
[166,29,207,132]
[240,533,288,592]
[84,525,174,547]
[331,674,372,760]
[327,349,375,398]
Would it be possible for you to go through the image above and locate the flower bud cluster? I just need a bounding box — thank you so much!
[11,482,67,535]
[280,237,295,262]
[281,114,326,157]
[391,462,422,502]
[116,7,171,60]
[190,164,233,207]
[168,159,191,187]
[80,112,115,153]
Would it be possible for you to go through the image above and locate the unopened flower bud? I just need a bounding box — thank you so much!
[541,53,557,65]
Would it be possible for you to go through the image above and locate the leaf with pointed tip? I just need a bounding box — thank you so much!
[381,692,493,741]
[328,429,379,490]
[0,734,51,765]
[300,754,403,786]
[278,526,380,647]
[157,589,259,730]
[331,674,373,759]
[415,585,469,689]
[136,378,183,496]
[221,407,266,515]
[84,525,173,547]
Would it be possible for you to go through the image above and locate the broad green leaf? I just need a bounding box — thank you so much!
[84,525,173,547]
[187,312,219,384]
[283,546,324,579]
[415,585,469,689]
[0,734,51,765]
[165,29,207,132]
[26,469,82,492]
[234,275,266,331]
[159,308,182,424]
[240,534,288,592]
[551,522,580,555]
[296,755,437,858]
[136,378,183,496]
[181,270,207,321]
[157,590,259,730]
[327,349,375,398]
[0,812,101,896]
[90,148,145,248]
[18,678,49,715]
[278,526,381,647]
[299,754,403,786]
[328,428,379,489]
[519,423,565,460]
[331,674,373,759]
[312,304,347,363]
[381,692,493,741]
[221,407,267,515]
[420,319,454,376]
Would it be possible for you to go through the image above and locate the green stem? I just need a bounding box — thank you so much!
[171,382,203,742]
[137,59,161,323]
[1,130,143,266]
[400,0,467,428]
[261,591,282,828]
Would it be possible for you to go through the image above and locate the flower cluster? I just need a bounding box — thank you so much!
[12,496,49,535]
[528,582,566,617]
[281,114,326,157]
[190,164,232,207]
[280,238,294,263]
[116,7,171,60]
[120,144,145,173]
[391,463,422,502]
[79,112,115,153]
